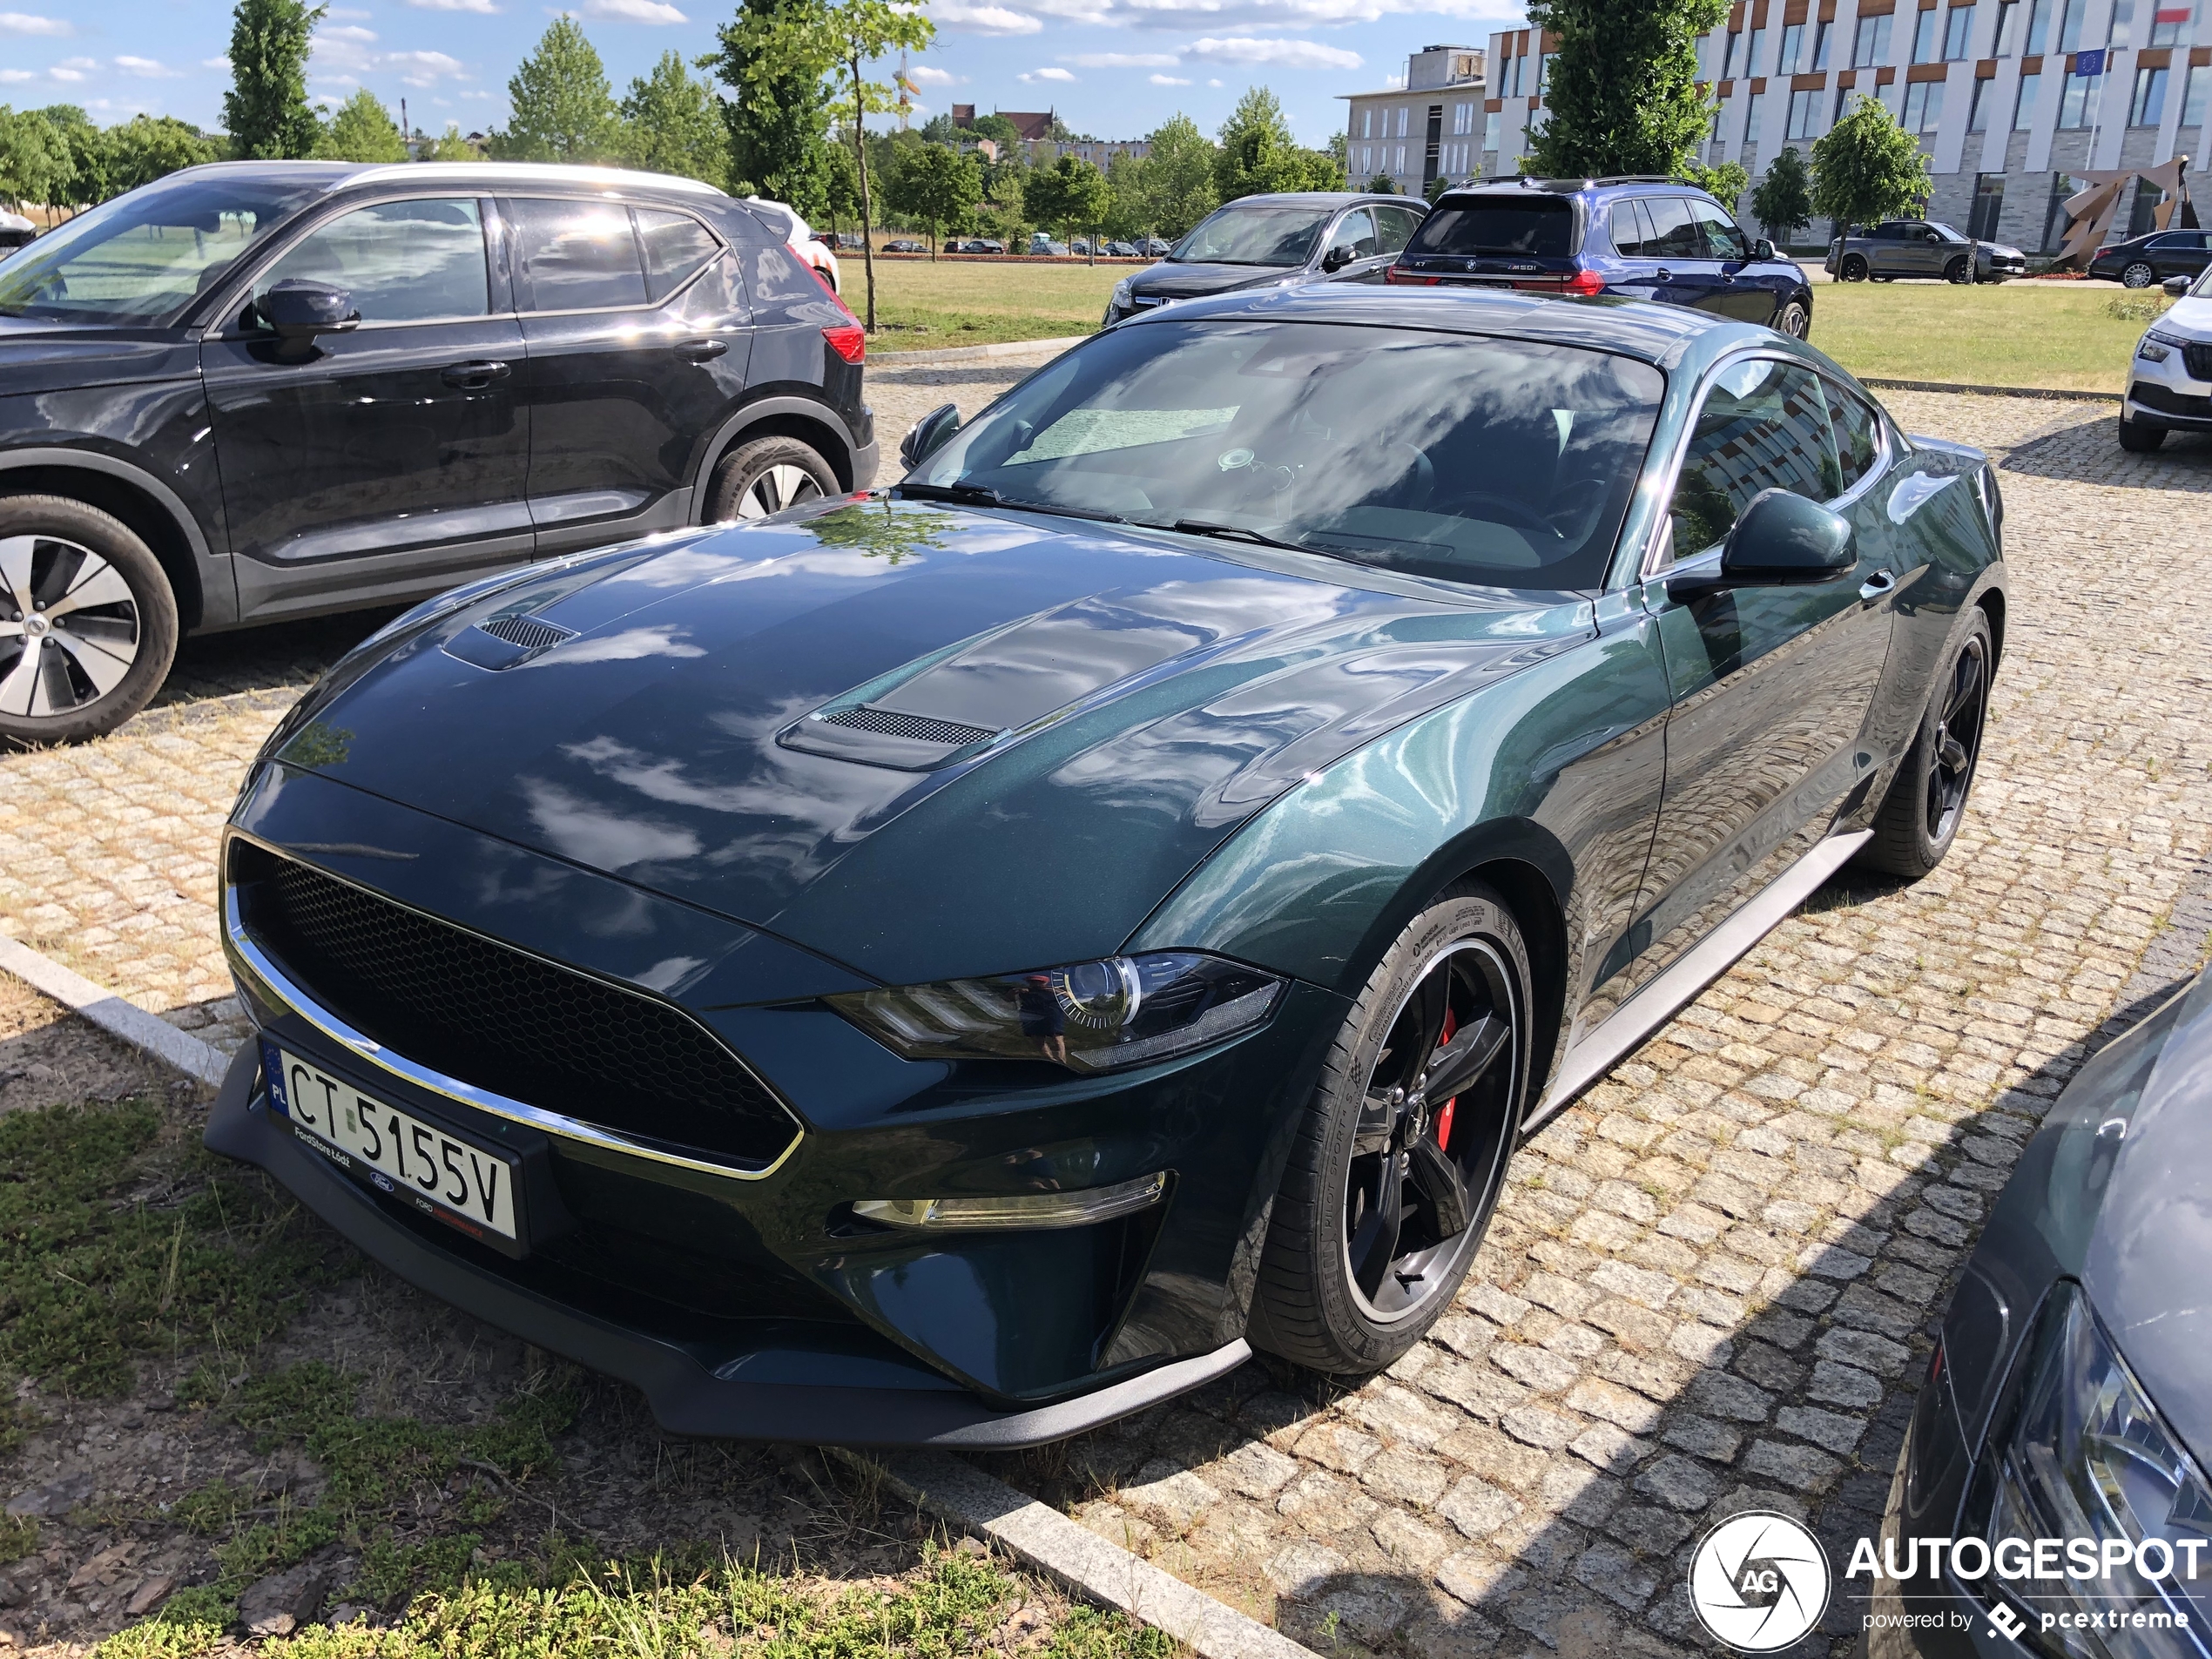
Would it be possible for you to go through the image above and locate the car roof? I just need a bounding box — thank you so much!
[164,158,725,199]
[1211,192,1427,208]
[1439,178,1718,203]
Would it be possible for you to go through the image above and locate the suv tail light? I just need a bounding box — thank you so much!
[805,260,867,364]
[1384,266,1439,286]
[1563,266,1606,296]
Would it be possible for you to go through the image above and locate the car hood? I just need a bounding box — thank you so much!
[2158,295,2212,335]
[2082,962,2212,1468]
[0,315,199,395]
[259,498,1588,988]
[1130,262,1305,299]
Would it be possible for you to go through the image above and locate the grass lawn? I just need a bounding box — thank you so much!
[856,258,1118,348]
[1811,280,2161,393]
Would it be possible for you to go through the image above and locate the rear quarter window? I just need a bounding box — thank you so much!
[1408,198,1575,258]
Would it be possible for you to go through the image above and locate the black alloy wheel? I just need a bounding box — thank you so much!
[1251,881,1529,1374]
[1858,610,1993,878]
[1840,253,1869,282]
[1774,300,1811,339]
[1945,254,1972,284]
[2123,260,2158,288]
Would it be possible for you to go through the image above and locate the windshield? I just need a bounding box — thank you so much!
[907,319,1663,591]
[1932,223,1968,242]
[1170,202,1331,266]
[0,175,320,325]
[1408,198,1575,258]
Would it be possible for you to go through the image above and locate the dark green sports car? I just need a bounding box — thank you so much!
[208,284,2005,1446]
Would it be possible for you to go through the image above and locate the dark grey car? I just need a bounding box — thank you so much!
[1102,192,1427,326]
[1867,958,2212,1654]
[1827,219,2027,284]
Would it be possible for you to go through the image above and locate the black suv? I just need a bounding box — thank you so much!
[1103,192,1427,326]
[0,161,876,743]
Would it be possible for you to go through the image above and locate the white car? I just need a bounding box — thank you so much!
[2120,268,2212,450]
[0,209,34,251]
[741,196,842,293]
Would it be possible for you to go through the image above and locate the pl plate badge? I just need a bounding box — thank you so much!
[1688,1510,1831,1652]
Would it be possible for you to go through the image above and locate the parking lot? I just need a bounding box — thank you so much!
[4,360,2212,1656]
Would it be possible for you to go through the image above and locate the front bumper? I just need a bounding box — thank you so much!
[2125,350,2212,428]
[206,1043,1251,1447]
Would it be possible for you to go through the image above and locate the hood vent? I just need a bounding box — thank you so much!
[442,612,578,671]
[817,705,996,746]
[482,614,576,651]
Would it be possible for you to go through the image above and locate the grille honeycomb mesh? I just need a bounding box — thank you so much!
[236,844,794,1167]
[2187,342,2212,384]
[818,704,995,745]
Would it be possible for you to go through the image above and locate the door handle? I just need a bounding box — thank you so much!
[676,338,728,362]
[441,360,509,387]
[1859,569,1897,601]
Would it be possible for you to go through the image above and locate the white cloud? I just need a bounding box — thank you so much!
[0,11,67,35]
[201,55,232,67]
[322,24,380,41]
[404,0,499,12]
[385,47,467,83]
[1206,77,1221,85]
[1187,35,1360,68]
[1018,65,1076,82]
[930,0,1042,33]
[326,6,375,15]
[48,55,95,81]
[582,0,687,20]
[1148,71,1190,83]
[115,54,185,75]
[0,67,30,80]
[906,62,955,84]
[1061,50,1178,66]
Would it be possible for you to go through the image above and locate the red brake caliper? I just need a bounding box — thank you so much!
[1435,1008,1458,1153]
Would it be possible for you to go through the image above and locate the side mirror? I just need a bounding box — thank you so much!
[1321,245,1354,273]
[2164,274,2192,297]
[261,280,359,347]
[1925,230,1942,243]
[900,402,961,470]
[1669,489,1855,599]
[1751,237,1776,260]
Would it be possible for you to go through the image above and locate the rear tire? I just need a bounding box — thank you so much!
[1249,880,1533,1376]
[0,495,178,747]
[2118,409,2168,451]
[1857,610,1993,879]
[2123,261,2157,288]
[1840,254,1869,282]
[703,435,841,523]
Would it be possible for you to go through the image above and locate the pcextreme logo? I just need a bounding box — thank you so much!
[1688,1512,1832,1653]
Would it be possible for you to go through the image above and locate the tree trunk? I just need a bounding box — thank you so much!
[852,54,878,331]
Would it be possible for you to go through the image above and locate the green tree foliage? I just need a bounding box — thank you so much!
[224,0,326,160]
[916,110,956,144]
[1138,114,1216,238]
[1811,94,1931,228]
[1366,171,1397,193]
[494,18,619,163]
[702,0,833,213]
[103,115,220,193]
[1522,0,1728,178]
[1682,157,1750,215]
[968,112,1022,149]
[1751,145,1814,243]
[0,108,69,212]
[1215,87,1340,201]
[37,105,105,210]
[1022,153,1112,259]
[314,88,408,162]
[820,132,861,229]
[419,124,480,161]
[620,50,727,182]
[885,139,980,255]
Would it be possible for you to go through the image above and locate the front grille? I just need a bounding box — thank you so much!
[480,614,575,651]
[2183,342,2212,384]
[233,842,796,1168]
[816,704,996,745]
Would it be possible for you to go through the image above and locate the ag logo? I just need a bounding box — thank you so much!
[1688,1510,1831,1652]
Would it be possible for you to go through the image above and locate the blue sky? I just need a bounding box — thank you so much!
[3,0,1521,152]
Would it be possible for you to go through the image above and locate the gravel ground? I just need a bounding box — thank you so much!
[4,373,2212,1657]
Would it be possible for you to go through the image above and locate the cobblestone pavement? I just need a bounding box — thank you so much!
[4,374,2211,1656]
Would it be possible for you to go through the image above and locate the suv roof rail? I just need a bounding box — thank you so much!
[1591,174,1674,185]
[1469,175,1593,192]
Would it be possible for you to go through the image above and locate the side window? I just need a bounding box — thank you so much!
[1610,200,1652,255]
[1827,383,1884,492]
[1670,359,1843,556]
[1869,222,1901,239]
[508,198,647,312]
[635,209,721,301]
[1689,199,1751,260]
[1326,208,1379,261]
[1372,205,1421,256]
[254,198,489,323]
[1643,198,1705,259]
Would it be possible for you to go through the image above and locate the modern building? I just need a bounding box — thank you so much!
[1029,138,1152,168]
[1339,45,1488,197]
[952,106,1056,141]
[1471,2,2210,249]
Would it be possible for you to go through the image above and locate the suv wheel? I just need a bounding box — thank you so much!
[0,496,179,746]
[1774,300,1811,339]
[2118,408,2168,451]
[1839,253,1869,281]
[1945,255,1972,284]
[704,436,841,523]
[2123,260,2157,288]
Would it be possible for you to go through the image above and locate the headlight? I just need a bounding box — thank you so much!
[1111,277,1132,311]
[827,951,1282,1072]
[1961,1280,2212,1654]
[2141,329,2185,362]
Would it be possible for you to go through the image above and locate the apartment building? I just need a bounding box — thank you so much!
[1339,45,1488,197]
[1475,0,2209,249]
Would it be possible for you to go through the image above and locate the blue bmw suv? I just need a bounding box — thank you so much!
[1386,176,1813,338]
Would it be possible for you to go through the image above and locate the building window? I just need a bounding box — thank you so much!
[1853,12,1893,66]
[1723,30,1741,77]
[1945,4,1974,57]
[2059,64,2095,126]
[1903,78,1946,131]
[2128,175,2161,235]
[2152,2,2194,45]
[1743,89,1766,145]
[1361,110,1372,138]
[1780,21,1804,71]
[1537,53,1553,94]
[2060,0,2087,51]
[1813,19,1834,66]
[2042,171,2074,250]
[1969,76,1993,129]
[1913,9,1940,62]
[2133,63,2170,124]
[1483,110,1501,149]
[2026,0,2054,50]
[2015,68,2044,126]
[1397,106,1409,138]
[1969,172,2007,237]
[1747,26,1767,73]
[1787,87,1824,138]
[2187,62,2212,125]
[1994,0,2020,52]
[1394,144,1406,172]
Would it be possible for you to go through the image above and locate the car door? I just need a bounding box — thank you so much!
[1641,196,1731,314]
[2154,231,2211,277]
[506,196,754,556]
[1626,354,1899,991]
[201,195,531,622]
[1688,198,1776,323]
[1319,206,1382,277]
[1865,222,1909,278]
[1372,203,1425,263]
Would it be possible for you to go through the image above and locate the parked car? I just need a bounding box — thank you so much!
[209,281,2003,1446]
[0,211,33,251]
[2116,265,2212,449]
[1028,236,1070,257]
[883,239,926,253]
[1103,192,1426,326]
[952,238,1004,254]
[1104,240,1138,258]
[1389,177,1815,337]
[0,161,877,745]
[2087,225,2212,287]
[741,195,840,292]
[1827,219,2027,284]
[1866,954,2212,1656]
[1140,237,1172,257]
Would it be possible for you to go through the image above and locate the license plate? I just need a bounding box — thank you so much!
[266,1044,519,1242]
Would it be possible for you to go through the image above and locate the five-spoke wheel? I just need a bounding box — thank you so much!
[0,496,177,746]
[704,435,840,523]
[1859,609,1994,877]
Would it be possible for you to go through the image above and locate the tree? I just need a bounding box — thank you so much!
[102,115,219,193]
[702,0,833,213]
[1521,0,1728,178]
[1811,94,1931,230]
[885,139,979,255]
[1366,171,1397,194]
[819,133,860,232]
[1215,88,1339,201]
[1022,153,1111,259]
[315,88,407,162]
[419,124,479,161]
[495,18,618,162]
[969,112,1022,150]
[0,109,69,212]
[224,0,325,160]
[1682,157,1749,215]
[35,105,103,212]
[620,51,727,183]
[917,110,956,144]
[1142,114,1216,238]
[1751,145,1814,245]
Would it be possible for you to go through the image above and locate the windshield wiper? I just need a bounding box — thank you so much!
[1152,518,1310,554]
[895,481,1124,523]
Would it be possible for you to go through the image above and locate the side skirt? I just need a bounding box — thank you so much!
[1527,829,1873,1132]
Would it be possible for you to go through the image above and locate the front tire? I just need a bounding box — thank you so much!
[1249,881,1532,1375]
[2123,260,2157,288]
[1858,610,1993,879]
[1840,254,1869,282]
[2118,409,2168,451]
[0,495,179,747]
[1945,255,1971,284]
[1773,299,1811,339]
[703,435,841,523]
